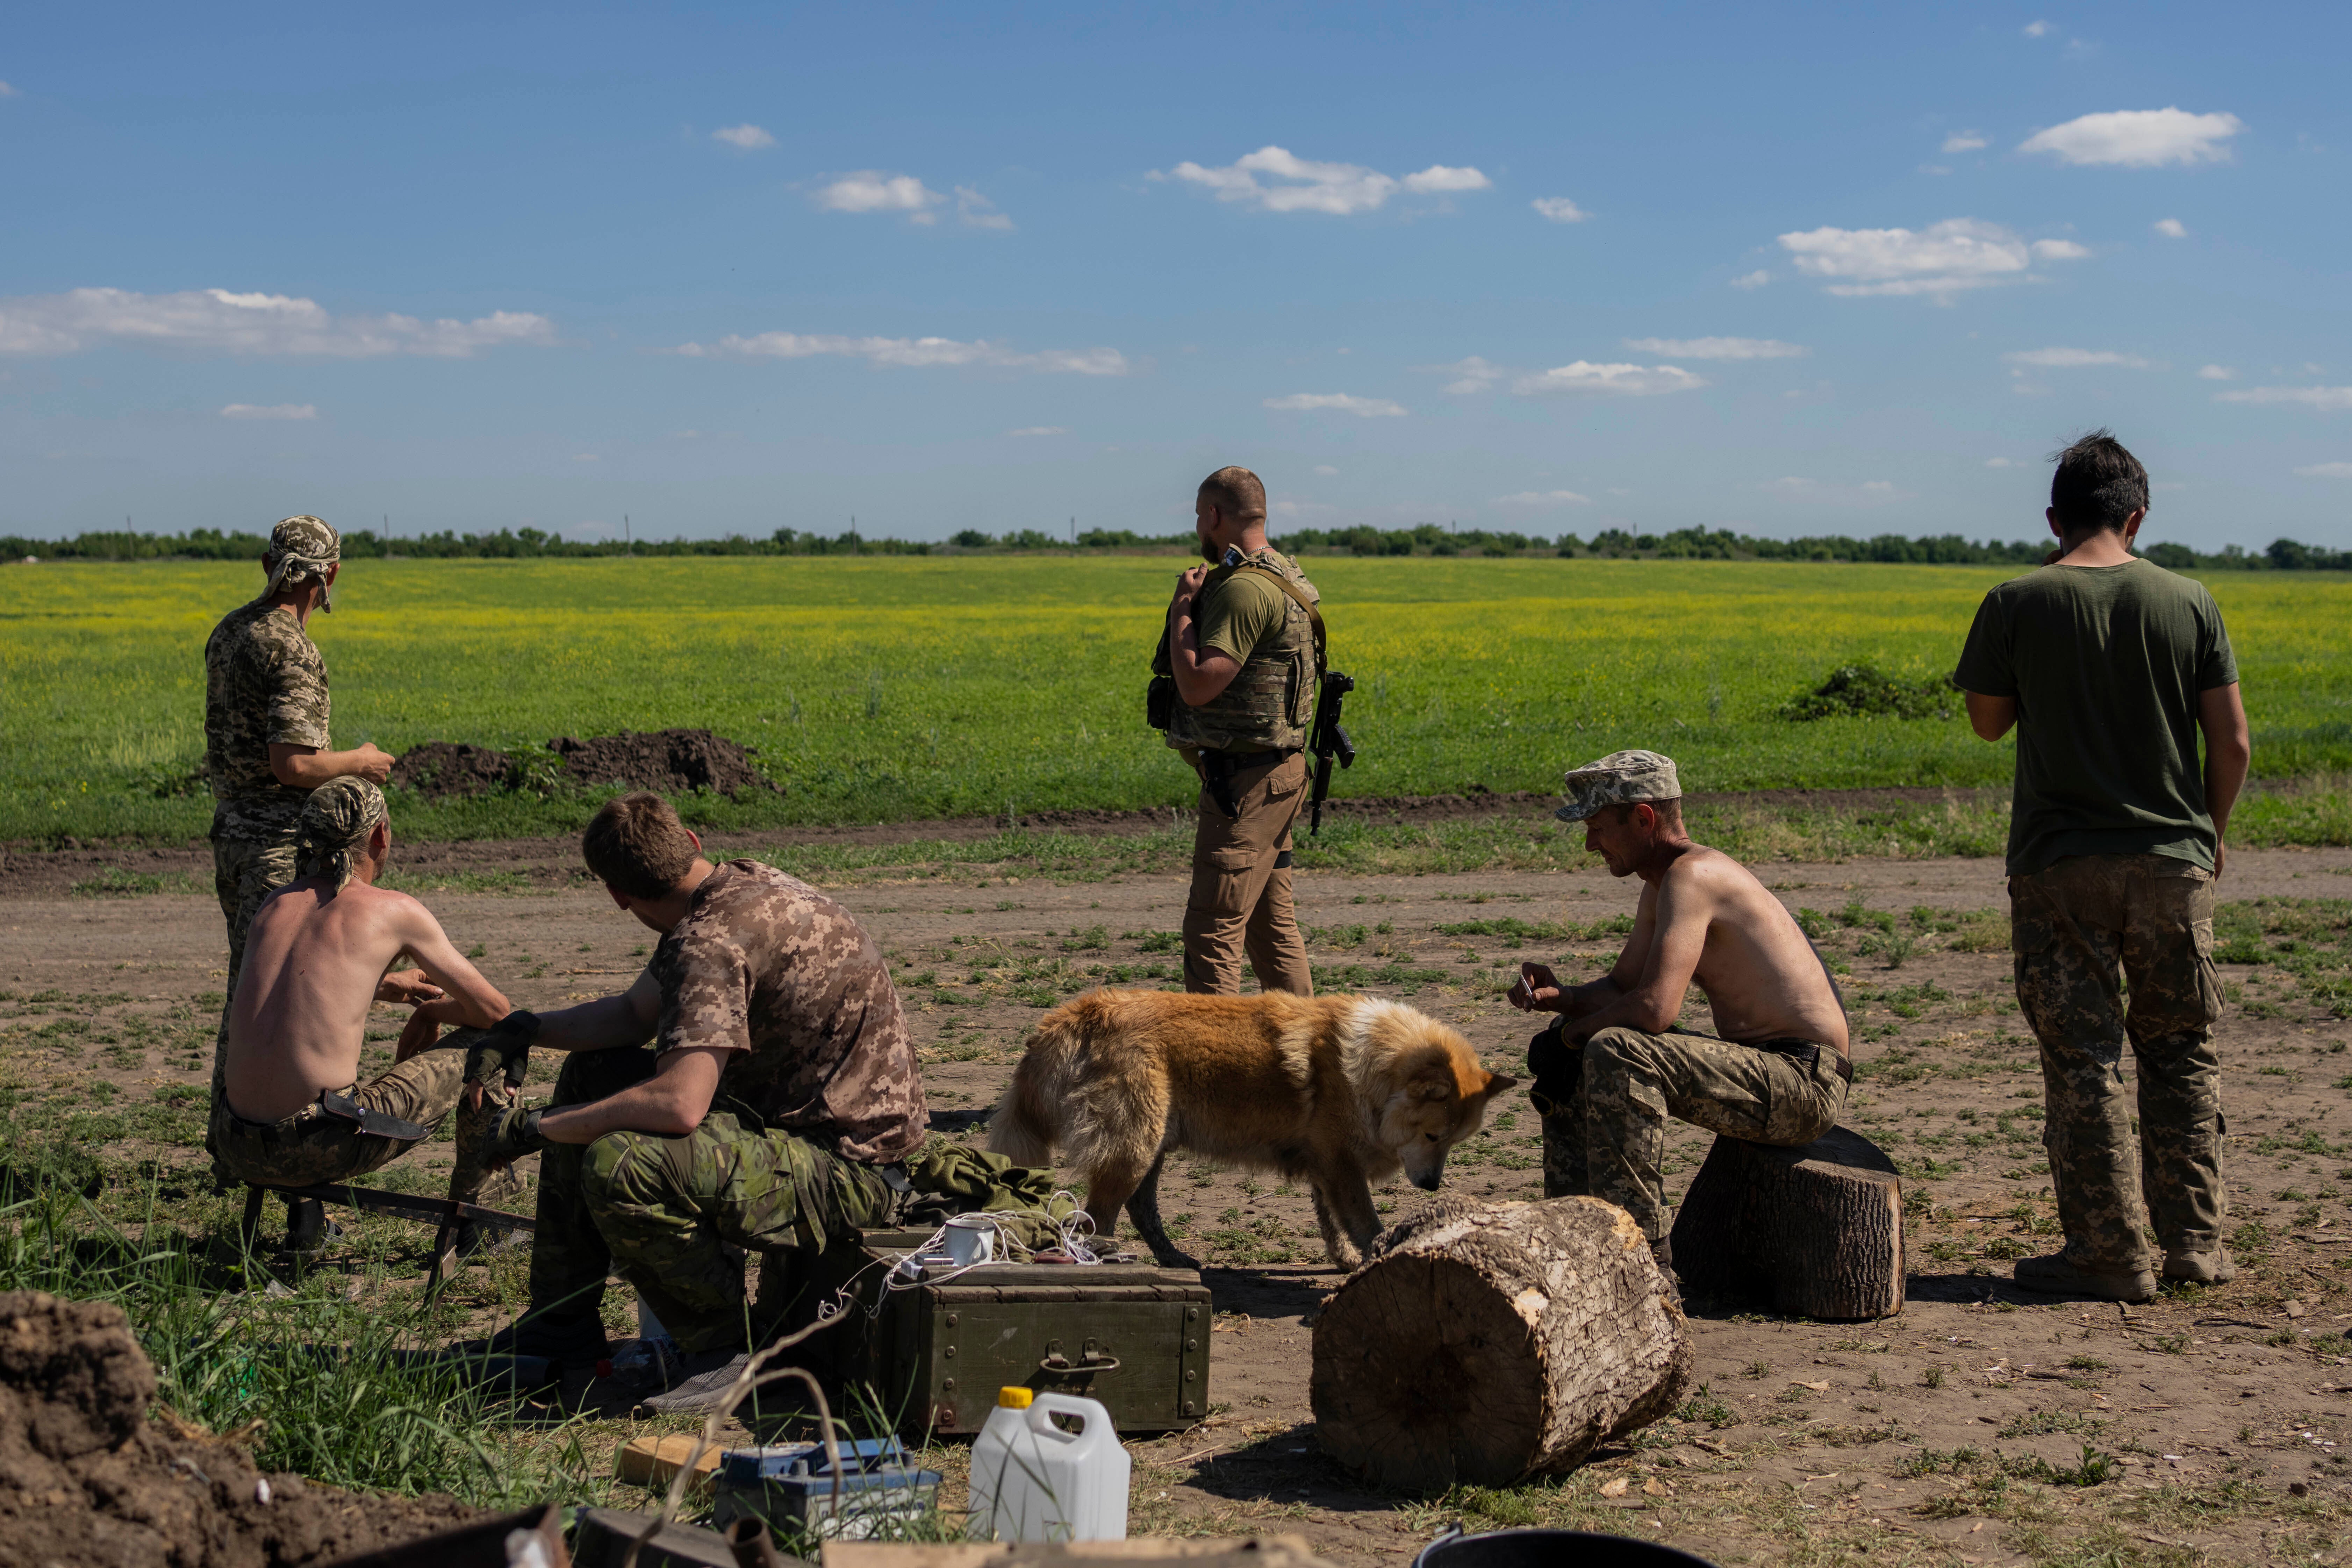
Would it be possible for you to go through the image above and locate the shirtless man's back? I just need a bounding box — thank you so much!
[214,778,512,1201]
[1505,751,1851,1291]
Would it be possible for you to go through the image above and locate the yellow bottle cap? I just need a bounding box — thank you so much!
[998,1386,1034,1409]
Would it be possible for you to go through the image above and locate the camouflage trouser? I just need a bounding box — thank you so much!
[2012,852,2225,1270]
[207,819,301,1158]
[1535,1023,1848,1242]
[1182,751,1314,996]
[210,1049,467,1188]
[529,1048,898,1354]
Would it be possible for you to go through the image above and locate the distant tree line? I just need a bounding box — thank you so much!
[6,522,2347,570]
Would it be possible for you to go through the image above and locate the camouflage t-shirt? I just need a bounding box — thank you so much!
[204,600,332,833]
[651,859,927,1162]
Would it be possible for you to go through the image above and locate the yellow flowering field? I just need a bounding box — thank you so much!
[2,554,2346,843]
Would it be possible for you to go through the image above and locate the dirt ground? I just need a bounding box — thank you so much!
[7,844,2352,1565]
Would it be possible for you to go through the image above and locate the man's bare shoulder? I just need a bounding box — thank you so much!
[1658,843,1763,896]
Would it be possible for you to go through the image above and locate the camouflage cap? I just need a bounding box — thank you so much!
[296,776,387,889]
[1554,749,1682,823]
[265,515,340,610]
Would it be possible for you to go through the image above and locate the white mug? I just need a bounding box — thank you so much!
[942,1215,997,1266]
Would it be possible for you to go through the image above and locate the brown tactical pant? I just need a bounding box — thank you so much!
[211,1049,469,1189]
[1182,750,1313,996]
[2011,852,2225,1271]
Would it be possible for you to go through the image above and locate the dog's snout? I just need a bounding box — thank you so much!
[1412,1170,1442,1191]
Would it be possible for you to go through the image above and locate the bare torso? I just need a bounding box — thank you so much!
[225,880,425,1120]
[1638,846,1849,1052]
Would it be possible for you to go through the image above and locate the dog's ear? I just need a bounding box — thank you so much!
[1481,1071,1519,1096]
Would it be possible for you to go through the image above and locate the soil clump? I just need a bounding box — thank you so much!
[545,728,772,798]
[387,742,518,799]
[0,1290,478,1567]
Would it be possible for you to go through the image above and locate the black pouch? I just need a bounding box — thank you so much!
[1146,674,1177,731]
[1526,1025,1583,1118]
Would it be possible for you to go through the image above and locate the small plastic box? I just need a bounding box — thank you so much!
[709,1437,944,1540]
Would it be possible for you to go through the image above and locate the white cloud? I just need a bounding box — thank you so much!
[1006,425,1067,437]
[2215,385,2352,410]
[1157,146,1488,215]
[2023,19,2052,36]
[1763,476,1904,503]
[1942,131,1989,153]
[1729,270,1772,290]
[672,332,1128,375]
[1624,336,1806,360]
[1491,489,1593,507]
[219,402,316,420]
[1313,465,1340,476]
[712,124,775,151]
[1985,457,2015,467]
[2153,217,2189,238]
[0,81,17,97]
[955,186,1014,231]
[1531,197,1589,223]
[0,287,555,358]
[1432,355,1507,394]
[2019,108,2244,167]
[1777,218,2085,299]
[1403,164,1491,194]
[812,171,944,217]
[1263,392,1407,417]
[2196,364,2236,380]
[1512,361,1708,396]
[2294,462,2352,478]
[2003,347,2157,369]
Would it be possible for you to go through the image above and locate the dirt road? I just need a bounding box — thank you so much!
[7,846,2352,1562]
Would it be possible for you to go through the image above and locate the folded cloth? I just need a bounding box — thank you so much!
[900,1136,1084,1250]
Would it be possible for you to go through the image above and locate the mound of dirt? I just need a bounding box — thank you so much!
[547,728,774,797]
[0,1290,480,1567]
[388,742,518,798]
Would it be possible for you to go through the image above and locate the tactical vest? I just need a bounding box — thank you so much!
[1160,549,1322,754]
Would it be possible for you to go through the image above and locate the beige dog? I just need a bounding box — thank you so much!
[989,987,1515,1270]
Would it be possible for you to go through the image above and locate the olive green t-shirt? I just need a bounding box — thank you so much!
[1953,557,2238,876]
[1194,567,1290,666]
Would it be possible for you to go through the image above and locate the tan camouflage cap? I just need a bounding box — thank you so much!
[1555,749,1682,822]
[265,515,341,610]
[296,776,387,889]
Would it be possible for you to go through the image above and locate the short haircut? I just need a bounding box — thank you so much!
[2049,429,2149,535]
[582,791,699,898]
[1197,466,1268,522]
[1603,797,1684,830]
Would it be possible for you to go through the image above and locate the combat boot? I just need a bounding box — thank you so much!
[285,1195,342,1254]
[2162,1247,2237,1285]
[454,1307,611,1372]
[2013,1252,2157,1303]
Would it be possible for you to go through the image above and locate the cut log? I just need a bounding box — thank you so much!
[1668,1125,1905,1321]
[1309,1197,1690,1490]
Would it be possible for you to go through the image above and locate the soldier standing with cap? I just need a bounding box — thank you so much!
[1507,749,1851,1295]
[203,515,407,1147]
[1152,466,1322,996]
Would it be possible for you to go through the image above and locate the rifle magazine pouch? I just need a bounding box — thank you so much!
[1146,675,1177,732]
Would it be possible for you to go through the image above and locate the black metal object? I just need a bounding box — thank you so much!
[1306,670,1356,835]
[1414,1527,1721,1568]
[322,1501,569,1568]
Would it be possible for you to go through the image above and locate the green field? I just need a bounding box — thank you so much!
[4,556,2348,846]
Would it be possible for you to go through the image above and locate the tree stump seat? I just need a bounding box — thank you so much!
[1668,1124,1906,1321]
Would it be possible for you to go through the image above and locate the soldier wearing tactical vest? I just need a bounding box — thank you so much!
[1153,466,1320,996]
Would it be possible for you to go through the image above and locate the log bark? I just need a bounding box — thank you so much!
[1667,1125,1905,1321]
[1308,1197,1690,1490]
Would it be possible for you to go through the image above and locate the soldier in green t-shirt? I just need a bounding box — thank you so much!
[1954,431,2252,1303]
[1152,467,1320,995]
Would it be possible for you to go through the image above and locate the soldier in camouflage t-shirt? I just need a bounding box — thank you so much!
[201,516,399,1152]
[453,792,925,1391]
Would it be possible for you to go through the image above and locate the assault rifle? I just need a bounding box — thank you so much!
[1307,671,1356,836]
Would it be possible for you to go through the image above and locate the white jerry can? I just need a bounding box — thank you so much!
[967,1387,1131,1542]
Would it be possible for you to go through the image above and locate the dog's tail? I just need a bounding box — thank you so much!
[989,989,1125,1166]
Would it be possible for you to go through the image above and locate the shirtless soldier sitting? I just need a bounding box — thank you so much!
[457,791,927,1410]
[1506,750,1851,1294]
[215,778,517,1245]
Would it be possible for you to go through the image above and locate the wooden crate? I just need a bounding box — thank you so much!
[777,1229,1212,1438]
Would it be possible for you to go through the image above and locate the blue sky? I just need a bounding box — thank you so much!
[5,2,2347,548]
